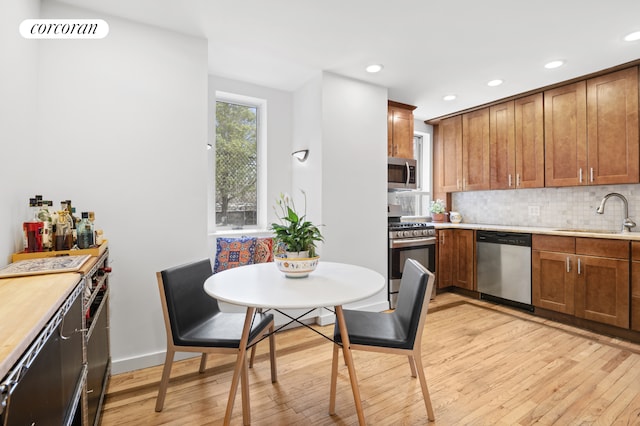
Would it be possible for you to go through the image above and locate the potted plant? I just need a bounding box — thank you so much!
[429,199,448,223]
[270,191,324,258]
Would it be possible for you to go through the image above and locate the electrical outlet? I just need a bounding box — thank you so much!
[528,205,540,216]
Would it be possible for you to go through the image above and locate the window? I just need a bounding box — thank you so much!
[213,92,266,231]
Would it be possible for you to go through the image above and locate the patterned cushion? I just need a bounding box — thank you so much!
[214,237,257,273]
[254,237,274,263]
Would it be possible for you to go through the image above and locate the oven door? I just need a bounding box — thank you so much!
[388,237,436,309]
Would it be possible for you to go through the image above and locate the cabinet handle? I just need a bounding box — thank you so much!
[456,179,460,190]
[579,168,583,183]
[463,178,466,189]
[578,258,581,275]
[590,167,594,183]
[508,174,512,187]
[516,173,521,187]
[566,257,571,273]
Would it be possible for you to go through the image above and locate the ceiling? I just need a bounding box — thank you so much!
[57,0,640,121]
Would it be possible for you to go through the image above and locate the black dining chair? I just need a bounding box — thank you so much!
[155,258,277,416]
[330,258,436,421]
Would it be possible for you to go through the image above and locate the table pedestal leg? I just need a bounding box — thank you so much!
[335,305,366,425]
[223,307,256,426]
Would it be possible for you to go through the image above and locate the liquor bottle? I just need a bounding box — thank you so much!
[36,200,53,250]
[55,210,73,250]
[77,212,94,249]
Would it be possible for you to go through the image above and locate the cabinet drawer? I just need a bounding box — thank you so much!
[576,238,629,259]
[532,235,575,253]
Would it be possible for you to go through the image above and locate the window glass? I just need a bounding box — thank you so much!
[215,99,259,230]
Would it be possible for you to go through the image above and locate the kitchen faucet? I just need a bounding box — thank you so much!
[596,192,636,233]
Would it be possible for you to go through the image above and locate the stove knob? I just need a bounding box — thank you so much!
[413,230,422,237]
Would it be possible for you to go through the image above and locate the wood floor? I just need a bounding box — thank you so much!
[101,293,640,425]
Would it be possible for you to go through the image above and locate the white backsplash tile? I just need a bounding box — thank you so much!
[452,184,640,232]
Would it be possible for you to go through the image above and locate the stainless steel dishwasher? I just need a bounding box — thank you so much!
[476,230,533,310]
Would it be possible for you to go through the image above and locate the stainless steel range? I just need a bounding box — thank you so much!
[388,220,436,309]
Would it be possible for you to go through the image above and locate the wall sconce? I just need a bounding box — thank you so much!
[292,149,309,162]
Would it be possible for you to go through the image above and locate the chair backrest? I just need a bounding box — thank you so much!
[394,258,435,347]
[157,259,220,345]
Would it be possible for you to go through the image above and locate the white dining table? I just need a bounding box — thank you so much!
[204,261,385,425]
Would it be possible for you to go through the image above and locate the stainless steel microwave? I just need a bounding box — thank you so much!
[388,157,417,190]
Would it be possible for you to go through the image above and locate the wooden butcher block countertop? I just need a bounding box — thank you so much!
[0,272,82,379]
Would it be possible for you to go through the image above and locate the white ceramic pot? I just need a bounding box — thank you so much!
[275,255,319,278]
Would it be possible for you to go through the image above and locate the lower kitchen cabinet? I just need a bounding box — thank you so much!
[437,228,474,290]
[532,235,629,328]
[631,242,640,331]
[82,249,111,426]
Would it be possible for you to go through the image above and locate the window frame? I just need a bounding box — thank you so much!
[208,91,267,234]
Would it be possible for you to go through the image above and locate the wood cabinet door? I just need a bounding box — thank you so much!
[515,93,545,188]
[453,229,475,290]
[587,67,639,185]
[490,101,515,189]
[632,260,640,331]
[388,105,414,158]
[437,229,454,288]
[532,250,575,314]
[575,255,629,328]
[434,116,463,193]
[462,108,491,190]
[544,81,587,187]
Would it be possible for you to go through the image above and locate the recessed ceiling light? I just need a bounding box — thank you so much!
[366,64,383,73]
[544,60,565,69]
[624,31,640,42]
[443,94,457,101]
[487,79,503,87]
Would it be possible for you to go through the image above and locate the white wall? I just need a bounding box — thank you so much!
[37,1,208,373]
[0,0,40,264]
[319,72,389,317]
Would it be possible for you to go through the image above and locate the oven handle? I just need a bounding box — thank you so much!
[390,237,437,249]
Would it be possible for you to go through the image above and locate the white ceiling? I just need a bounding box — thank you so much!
[57,0,640,121]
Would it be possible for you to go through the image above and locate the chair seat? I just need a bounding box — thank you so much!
[176,311,274,348]
[334,310,413,350]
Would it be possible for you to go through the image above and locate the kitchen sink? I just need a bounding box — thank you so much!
[554,228,619,234]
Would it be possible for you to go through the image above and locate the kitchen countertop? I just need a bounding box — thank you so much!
[0,272,82,379]
[408,220,640,241]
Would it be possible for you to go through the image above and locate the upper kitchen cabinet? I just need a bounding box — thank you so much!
[388,101,417,158]
[544,81,587,187]
[434,109,490,193]
[490,95,544,190]
[489,101,515,189]
[462,108,491,191]
[545,67,639,187]
[433,115,463,194]
[587,67,639,185]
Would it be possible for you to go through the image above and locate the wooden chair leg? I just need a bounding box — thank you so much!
[329,343,340,415]
[241,356,251,426]
[268,323,277,382]
[413,350,435,421]
[408,354,417,377]
[155,348,175,412]
[199,353,208,373]
[249,344,257,368]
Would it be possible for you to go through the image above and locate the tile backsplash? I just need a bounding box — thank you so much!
[452,184,640,232]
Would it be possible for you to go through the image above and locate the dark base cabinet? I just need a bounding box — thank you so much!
[86,292,110,426]
[2,285,84,426]
[1,246,111,426]
[81,248,111,426]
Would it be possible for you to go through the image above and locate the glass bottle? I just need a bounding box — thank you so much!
[55,210,73,250]
[77,212,94,249]
[36,201,53,250]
